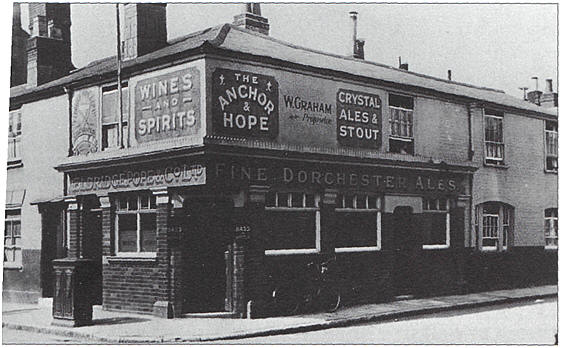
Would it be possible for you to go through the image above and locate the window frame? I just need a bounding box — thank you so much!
[334,194,382,253]
[7,110,22,165]
[545,208,558,249]
[4,209,22,269]
[100,84,129,151]
[483,111,505,165]
[114,194,157,258]
[475,202,512,252]
[544,121,558,173]
[388,94,415,155]
[264,192,320,256]
[421,198,450,250]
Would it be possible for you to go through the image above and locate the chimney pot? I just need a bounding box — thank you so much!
[531,76,539,91]
[447,70,452,81]
[349,11,358,57]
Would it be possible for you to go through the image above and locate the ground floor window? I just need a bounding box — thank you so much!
[334,194,381,252]
[545,208,558,249]
[421,198,450,249]
[264,192,319,255]
[475,202,513,251]
[4,209,22,268]
[114,193,157,256]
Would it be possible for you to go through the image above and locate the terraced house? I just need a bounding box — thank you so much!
[6,3,557,322]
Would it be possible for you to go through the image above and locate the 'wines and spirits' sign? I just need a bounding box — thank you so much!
[212,69,279,138]
[336,89,382,149]
[135,68,200,143]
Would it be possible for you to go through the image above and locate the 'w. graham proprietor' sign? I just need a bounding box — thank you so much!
[212,68,279,138]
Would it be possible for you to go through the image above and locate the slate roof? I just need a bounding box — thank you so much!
[10,23,557,117]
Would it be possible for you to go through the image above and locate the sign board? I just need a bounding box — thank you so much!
[68,163,205,195]
[211,159,465,195]
[135,68,201,143]
[212,68,279,138]
[72,87,99,155]
[336,89,382,149]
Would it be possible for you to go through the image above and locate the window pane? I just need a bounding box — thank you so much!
[4,248,14,262]
[140,213,157,252]
[277,193,289,207]
[356,194,366,209]
[102,125,119,149]
[102,90,118,124]
[422,213,447,245]
[265,192,276,207]
[12,221,20,237]
[140,195,149,209]
[264,211,316,250]
[149,195,157,209]
[128,196,138,210]
[367,195,378,209]
[335,212,377,248]
[305,193,316,208]
[291,192,303,208]
[118,214,137,252]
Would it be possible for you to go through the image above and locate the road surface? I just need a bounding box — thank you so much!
[220,298,558,344]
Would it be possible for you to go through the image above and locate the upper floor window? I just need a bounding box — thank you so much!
[114,193,157,256]
[475,202,513,251]
[8,110,22,164]
[264,191,320,255]
[421,198,450,249]
[389,94,414,155]
[545,121,558,172]
[102,85,129,151]
[4,209,22,269]
[334,193,381,252]
[484,109,504,165]
[545,208,558,249]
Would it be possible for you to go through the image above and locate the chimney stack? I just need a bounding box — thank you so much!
[121,4,167,61]
[398,57,408,70]
[527,76,543,106]
[233,3,270,36]
[349,11,364,59]
[26,3,73,86]
[541,78,558,108]
[11,3,29,87]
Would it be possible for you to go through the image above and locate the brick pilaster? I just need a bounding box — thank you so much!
[65,197,81,259]
[99,196,112,258]
[151,188,175,318]
[320,189,338,254]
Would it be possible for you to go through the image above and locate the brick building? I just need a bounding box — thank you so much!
[6,3,557,319]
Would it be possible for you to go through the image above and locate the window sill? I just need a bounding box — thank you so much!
[7,161,23,169]
[545,246,558,251]
[544,169,558,174]
[106,254,157,263]
[265,249,318,256]
[422,245,449,250]
[335,246,380,253]
[3,263,23,270]
[483,162,509,169]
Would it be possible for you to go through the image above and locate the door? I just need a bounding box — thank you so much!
[392,206,421,295]
[182,200,230,313]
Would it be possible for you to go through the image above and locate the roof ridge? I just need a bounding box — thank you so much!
[226,25,505,95]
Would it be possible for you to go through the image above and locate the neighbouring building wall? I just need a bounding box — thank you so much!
[472,107,557,247]
[4,94,68,302]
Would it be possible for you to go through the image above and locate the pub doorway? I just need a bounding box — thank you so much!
[392,206,421,296]
[181,197,231,313]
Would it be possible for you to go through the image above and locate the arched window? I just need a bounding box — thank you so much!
[475,202,513,251]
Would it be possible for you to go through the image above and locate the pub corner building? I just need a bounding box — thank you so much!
[5,3,558,323]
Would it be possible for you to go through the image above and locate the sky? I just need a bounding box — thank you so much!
[14,2,559,98]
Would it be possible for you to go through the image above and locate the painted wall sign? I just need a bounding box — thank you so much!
[135,67,200,143]
[68,163,205,195]
[212,160,464,195]
[71,87,99,155]
[212,68,279,138]
[283,94,334,127]
[336,89,382,149]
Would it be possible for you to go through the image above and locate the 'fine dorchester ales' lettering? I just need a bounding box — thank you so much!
[336,89,382,149]
[212,68,279,138]
[135,67,201,143]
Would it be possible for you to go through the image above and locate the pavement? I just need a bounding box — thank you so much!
[2,285,557,344]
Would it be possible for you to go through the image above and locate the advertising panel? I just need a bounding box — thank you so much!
[71,87,99,156]
[212,68,279,138]
[135,67,201,143]
[336,89,382,149]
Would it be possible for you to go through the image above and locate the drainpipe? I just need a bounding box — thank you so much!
[467,103,474,161]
